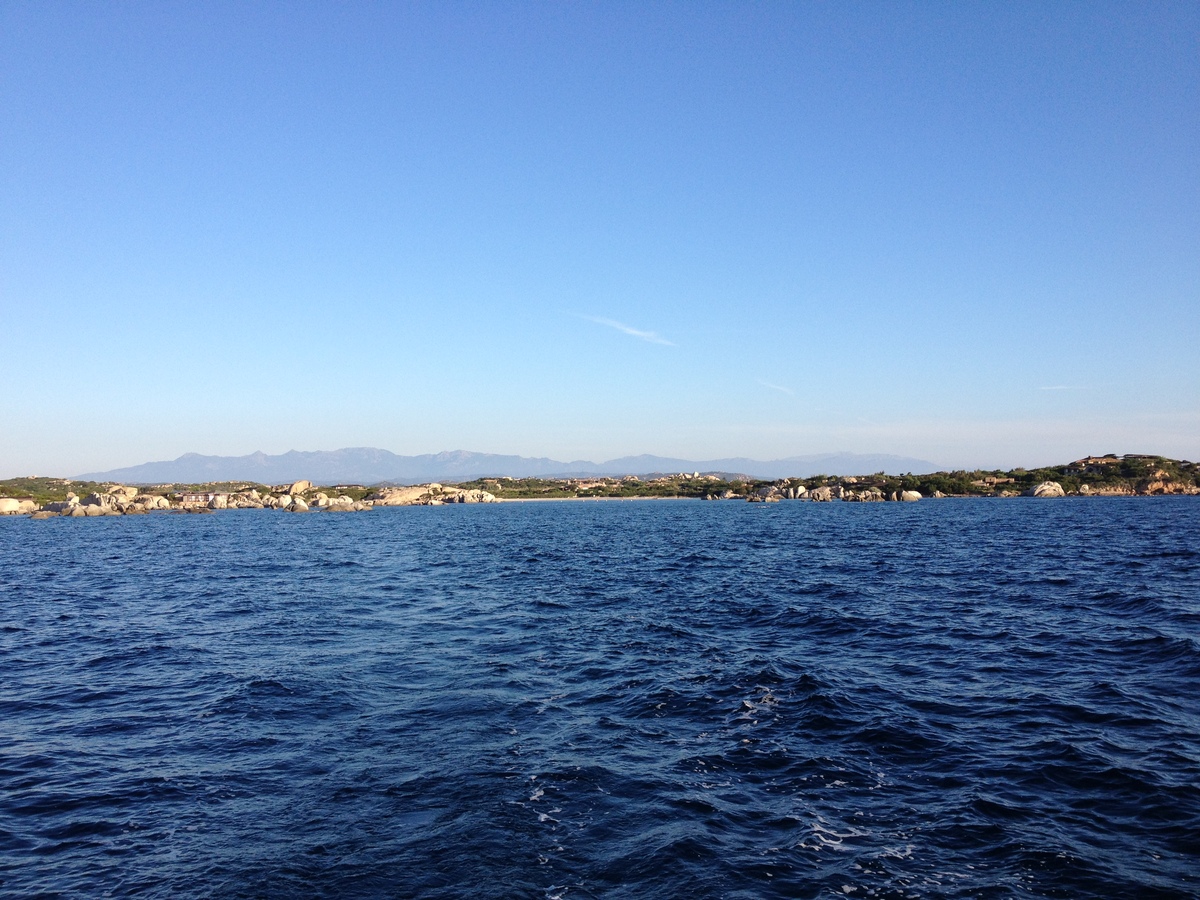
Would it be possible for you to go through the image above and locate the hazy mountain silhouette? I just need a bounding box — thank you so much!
[76,448,940,484]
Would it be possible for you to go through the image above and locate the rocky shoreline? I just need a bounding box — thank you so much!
[0,480,499,519]
[3,471,1193,520]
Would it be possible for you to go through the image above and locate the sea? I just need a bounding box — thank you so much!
[1,498,1197,899]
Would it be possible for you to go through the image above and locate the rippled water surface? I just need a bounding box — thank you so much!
[2,499,1198,898]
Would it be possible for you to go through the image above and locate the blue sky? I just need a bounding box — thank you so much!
[2,1,1197,476]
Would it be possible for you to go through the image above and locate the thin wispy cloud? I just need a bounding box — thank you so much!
[758,379,794,395]
[580,315,674,346]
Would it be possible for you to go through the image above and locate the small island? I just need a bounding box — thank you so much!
[0,454,1196,518]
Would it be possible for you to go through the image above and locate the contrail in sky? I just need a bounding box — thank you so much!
[758,379,794,395]
[581,315,674,346]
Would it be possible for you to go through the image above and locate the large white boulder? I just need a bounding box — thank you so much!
[0,498,21,515]
[1027,481,1066,498]
[365,486,432,506]
[289,480,312,496]
[136,494,171,510]
[900,490,922,501]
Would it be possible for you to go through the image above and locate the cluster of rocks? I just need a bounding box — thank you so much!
[708,483,925,503]
[190,482,371,513]
[848,488,924,502]
[0,498,38,515]
[704,477,1196,503]
[1128,471,1200,495]
[0,478,497,519]
[1016,479,1200,497]
[32,485,173,518]
[1078,484,1198,496]
[364,484,498,506]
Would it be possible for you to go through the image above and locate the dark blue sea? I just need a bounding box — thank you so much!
[2,499,1198,899]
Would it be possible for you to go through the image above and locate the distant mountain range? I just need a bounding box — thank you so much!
[75,448,941,485]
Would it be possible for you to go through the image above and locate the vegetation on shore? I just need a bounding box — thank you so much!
[0,478,375,506]
[455,454,1199,499]
[2,455,1196,505]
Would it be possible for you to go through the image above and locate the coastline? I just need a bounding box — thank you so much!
[1,489,1194,520]
[2,453,1197,518]
[498,495,697,502]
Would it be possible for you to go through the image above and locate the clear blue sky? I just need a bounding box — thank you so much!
[2,1,1197,476]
